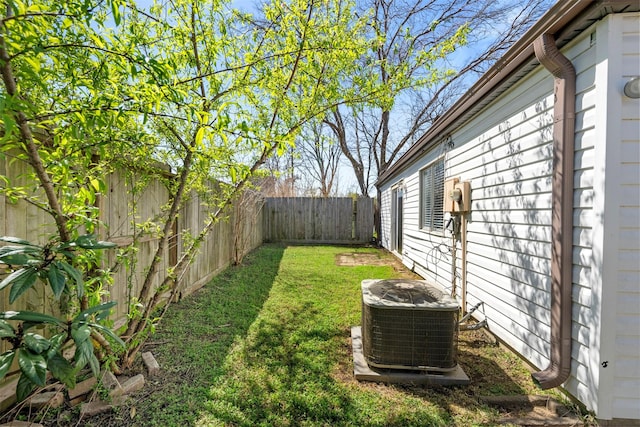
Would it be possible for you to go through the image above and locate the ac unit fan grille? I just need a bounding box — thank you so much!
[361,279,459,371]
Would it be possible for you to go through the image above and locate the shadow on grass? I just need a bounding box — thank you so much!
[203,301,357,425]
[78,245,540,427]
[392,329,530,424]
[202,302,454,427]
[195,245,455,427]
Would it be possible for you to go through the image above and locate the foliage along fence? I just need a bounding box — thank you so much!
[0,161,264,357]
[1,163,371,364]
[262,197,374,244]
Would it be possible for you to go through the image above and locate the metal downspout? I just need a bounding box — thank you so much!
[532,33,576,389]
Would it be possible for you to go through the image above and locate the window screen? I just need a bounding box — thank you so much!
[420,159,445,231]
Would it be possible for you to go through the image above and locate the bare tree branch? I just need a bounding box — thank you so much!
[324,0,553,197]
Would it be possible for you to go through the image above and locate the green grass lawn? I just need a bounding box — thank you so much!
[80,244,565,427]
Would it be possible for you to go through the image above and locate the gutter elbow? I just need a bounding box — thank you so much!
[532,356,571,390]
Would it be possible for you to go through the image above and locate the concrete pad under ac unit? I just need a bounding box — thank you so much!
[351,326,470,386]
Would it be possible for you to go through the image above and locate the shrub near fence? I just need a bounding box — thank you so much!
[263,197,374,244]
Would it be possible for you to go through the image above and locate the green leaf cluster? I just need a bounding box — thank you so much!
[0,302,123,401]
[0,235,121,401]
[0,235,114,303]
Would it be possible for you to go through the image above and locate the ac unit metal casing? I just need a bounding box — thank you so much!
[361,279,459,371]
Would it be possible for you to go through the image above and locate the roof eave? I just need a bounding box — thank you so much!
[376,0,638,187]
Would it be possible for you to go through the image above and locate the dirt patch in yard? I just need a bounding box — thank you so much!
[335,250,422,277]
[333,325,584,426]
[335,252,389,266]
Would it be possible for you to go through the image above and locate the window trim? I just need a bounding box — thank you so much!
[419,157,445,232]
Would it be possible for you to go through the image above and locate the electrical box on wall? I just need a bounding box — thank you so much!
[443,178,471,213]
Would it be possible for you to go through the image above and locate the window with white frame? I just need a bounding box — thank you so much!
[420,158,445,231]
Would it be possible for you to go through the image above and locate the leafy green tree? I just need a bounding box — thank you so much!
[0,0,138,397]
[1,0,374,391]
[113,0,374,365]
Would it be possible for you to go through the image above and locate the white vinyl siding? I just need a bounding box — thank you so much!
[445,29,602,410]
[448,71,556,369]
[565,23,599,412]
[614,14,640,420]
[420,159,445,231]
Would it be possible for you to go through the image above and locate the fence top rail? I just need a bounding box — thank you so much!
[263,196,373,205]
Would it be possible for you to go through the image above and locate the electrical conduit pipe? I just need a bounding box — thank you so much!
[531,33,576,389]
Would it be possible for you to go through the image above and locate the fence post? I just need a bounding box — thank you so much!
[352,198,357,240]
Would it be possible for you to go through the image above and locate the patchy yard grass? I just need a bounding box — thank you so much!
[64,244,567,426]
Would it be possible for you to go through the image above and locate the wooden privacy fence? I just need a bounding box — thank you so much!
[0,161,263,338]
[1,155,371,358]
[263,197,374,244]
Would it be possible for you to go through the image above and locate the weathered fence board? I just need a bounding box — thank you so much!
[355,196,375,242]
[263,197,374,244]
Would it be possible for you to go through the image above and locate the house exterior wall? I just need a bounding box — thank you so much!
[378,13,639,419]
[380,146,451,285]
[589,13,640,420]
